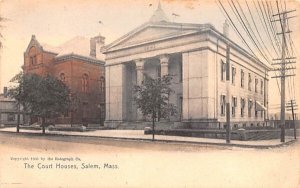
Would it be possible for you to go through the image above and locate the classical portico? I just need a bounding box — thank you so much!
[102,2,269,129]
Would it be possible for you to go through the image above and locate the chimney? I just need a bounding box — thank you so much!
[90,33,105,59]
[3,87,8,98]
[90,38,97,57]
[223,20,229,37]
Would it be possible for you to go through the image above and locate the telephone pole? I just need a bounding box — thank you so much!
[286,100,298,139]
[271,2,296,142]
[226,44,231,143]
[224,20,231,144]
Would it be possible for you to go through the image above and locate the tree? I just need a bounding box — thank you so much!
[0,16,9,49]
[8,72,24,133]
[69,92,80,127]
[134,74,177,141]
[8,73,70,134]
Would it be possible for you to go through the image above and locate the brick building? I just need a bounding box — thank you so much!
[23,35,105,126]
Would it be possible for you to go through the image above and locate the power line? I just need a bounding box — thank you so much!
[230,0,272,64]
[273,0,296,142]
[216,0,260,61]
[263,1,282,55]
[245,1,273,60]
[256,1,280,56]
[276,0,296,102]
[283,0,297,101]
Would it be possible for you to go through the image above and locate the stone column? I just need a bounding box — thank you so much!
[160,54,170,77]
[135,59,145,85]
[135,59,145,121]
[160,54,170,122]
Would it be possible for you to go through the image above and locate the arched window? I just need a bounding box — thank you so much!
[60,73,66,83]
[29,47,37,66]
[99,77,105,94]
[82,74,89,93]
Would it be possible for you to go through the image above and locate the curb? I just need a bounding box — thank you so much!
[0,130,297,149]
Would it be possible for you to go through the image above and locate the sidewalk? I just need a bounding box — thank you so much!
[0,127,296,148]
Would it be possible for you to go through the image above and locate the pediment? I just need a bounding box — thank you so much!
[119,27,196,47]
[104,22,201,52]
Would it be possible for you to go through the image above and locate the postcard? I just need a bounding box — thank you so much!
[0,0,299,187]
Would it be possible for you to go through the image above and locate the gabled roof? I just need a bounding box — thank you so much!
[25,35,105,62]
[102,21,213,53]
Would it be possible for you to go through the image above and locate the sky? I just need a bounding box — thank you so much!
[0,0,299,112]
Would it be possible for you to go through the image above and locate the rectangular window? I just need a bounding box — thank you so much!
[156,65,161,78]
[220,95,226,116]
[255,101,258,117]
[241,70,244,88]
[7,113,15,122]
[248,99,253,117]
[221,60,226,81]
[255,78,258,93]
[179,61,183,82]
[63,111,69,118]
[248,73,252,91]
[232,66,236,85]
[261,80,263,94]
[241,98,245,117]
[178,96,183,120]
[30,57,34,65]
[232,96,237,117]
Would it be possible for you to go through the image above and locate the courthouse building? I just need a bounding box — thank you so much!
[102,3,270,129]
[23,35,106,125]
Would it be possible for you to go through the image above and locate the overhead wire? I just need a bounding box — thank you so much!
[255,0,280,56]
[283,0,297,101]
[216,0,261,62]
[275,0,296,105]
[245,0,273,60]
[230,0,272,64]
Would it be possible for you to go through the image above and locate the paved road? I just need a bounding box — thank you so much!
[0,132,299,188]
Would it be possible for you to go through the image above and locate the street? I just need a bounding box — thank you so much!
[0,132,299,188]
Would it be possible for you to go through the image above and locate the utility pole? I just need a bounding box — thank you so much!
[224,20,231,144]
[287,100,298,139]
[291,101,296,139]
[225,42,231,143]
[271,3,296,142]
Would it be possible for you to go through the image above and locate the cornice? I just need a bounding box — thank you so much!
[54,53,105,66]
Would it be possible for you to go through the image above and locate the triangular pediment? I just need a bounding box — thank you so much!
[120,27,196,47]
[103,22,203,52]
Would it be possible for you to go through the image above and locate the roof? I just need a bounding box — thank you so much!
[0,94,16,102]
[27,35,105,62]
[103,21,213,52]
[41,43,61,54]
[102,1,271,70]
[56,36,91,58]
